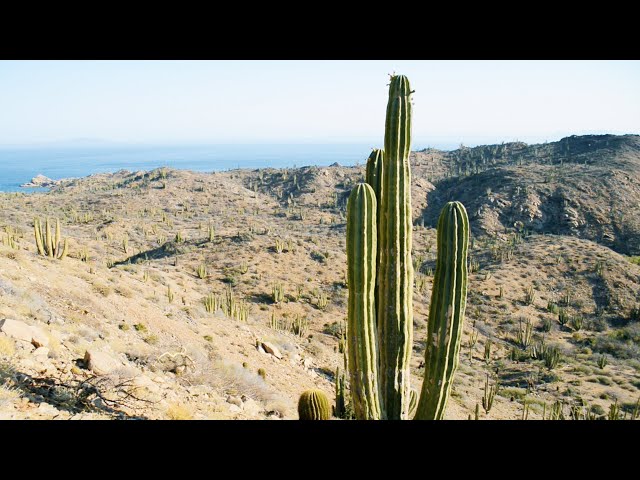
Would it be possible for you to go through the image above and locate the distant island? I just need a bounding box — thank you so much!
[20,174,60,188]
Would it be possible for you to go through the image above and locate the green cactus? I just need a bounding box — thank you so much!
[365,148,384,219]
[34,217,68,259]
[365,148,384,318]
[377,74,414,419]
[415,201,469,420]
[342,75,469,421]
[298,389,331,420]
[335,367,347,419]
[346,183,382,420]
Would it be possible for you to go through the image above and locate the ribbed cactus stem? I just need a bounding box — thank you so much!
[45,218,54,258]
[34,218,45,256]
[365,148,384,318]
[414,201,469,420]
[54,218,61,257]
[377,74,414,419]
[346,183,383,420]
[298,390,331,420]
[60,238,68,260]
[365,149,384,207]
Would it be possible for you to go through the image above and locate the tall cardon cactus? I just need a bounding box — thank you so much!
[345,75,470,420]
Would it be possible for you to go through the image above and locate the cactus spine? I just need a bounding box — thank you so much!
[298,389,331,420]
[346,183,382,419]
[414,201,469,420]
[344,75,469,421]
[34,217,68,259]
[377,75,414,419]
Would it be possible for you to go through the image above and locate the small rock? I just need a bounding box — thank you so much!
[84,349,122,375]
[261,342,283,360]
[257,345,266,355]
[228,404,243,414]
[226,395,244,408]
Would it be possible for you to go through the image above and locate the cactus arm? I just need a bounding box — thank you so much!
[365,148,384,320]
[45,218,54,257]
[59,238,68,260]
[53,218,61,257]
[346,183,383,420]
[365,148,384,208]
[377,75,414,419]
[414,201,469,420]
[34,218,45,256]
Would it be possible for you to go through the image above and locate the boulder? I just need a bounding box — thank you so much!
[261,342,283,360]
[0,319,49,347]
[84,349,122,375]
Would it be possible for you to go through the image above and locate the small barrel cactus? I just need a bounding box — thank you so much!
[298,389,331,420]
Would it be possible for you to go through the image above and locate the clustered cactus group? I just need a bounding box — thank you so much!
[339,75,469,420]
[34,217,68,259]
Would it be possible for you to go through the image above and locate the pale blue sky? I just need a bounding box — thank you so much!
[0,60,638,147]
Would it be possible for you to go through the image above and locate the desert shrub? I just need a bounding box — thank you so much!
[592,325,640,359]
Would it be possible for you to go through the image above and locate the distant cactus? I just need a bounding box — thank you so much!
[272,282,285,304]
[204,293,221,313]
[557,308,569,327]
[316,291,329,311]
[597,354,608,370]
[483,339,493,365]
[524,285,536,305]
[34,217,68,259]
[257,368,266,380]
[298,389,331,420]
[543,346,561,370]
[482,374,498,415]
[196,264,208,279]
[516,317,533,349]
[334,367,347,419]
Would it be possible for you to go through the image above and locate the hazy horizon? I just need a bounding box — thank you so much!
[0,60,638,147]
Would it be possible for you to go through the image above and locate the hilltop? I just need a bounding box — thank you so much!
[0,134,639,420]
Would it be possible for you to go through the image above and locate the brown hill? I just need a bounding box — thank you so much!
[419,134,640,255]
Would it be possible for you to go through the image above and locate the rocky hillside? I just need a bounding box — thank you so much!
[0,134,639,420]
[418,134,640,255]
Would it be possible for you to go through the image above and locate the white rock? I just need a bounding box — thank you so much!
[84,349,122,375]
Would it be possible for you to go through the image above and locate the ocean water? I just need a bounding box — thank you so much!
[0,144,371,193]
[0,142,458,193]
